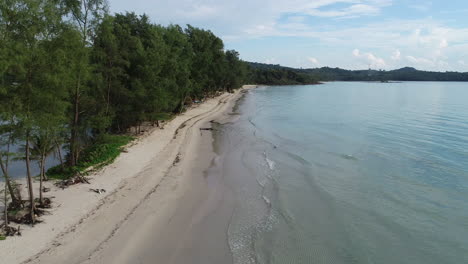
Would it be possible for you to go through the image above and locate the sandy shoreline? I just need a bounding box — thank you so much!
[0,85,255,264]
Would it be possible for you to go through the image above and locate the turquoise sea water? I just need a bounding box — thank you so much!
[216,82,468,264]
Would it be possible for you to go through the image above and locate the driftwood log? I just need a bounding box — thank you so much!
[55,174,90,189]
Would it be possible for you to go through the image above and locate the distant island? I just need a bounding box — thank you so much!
[248,62,468,84]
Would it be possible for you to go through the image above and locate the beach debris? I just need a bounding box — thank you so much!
[8,209,28,223]
[36,197,52,209]
[55,174,90,189]
[90,188,106,194]
[199,128,214,131]
[7,202,47,224]
[0,224,21,237]
[42,187,51,193]
[173,154,181,165]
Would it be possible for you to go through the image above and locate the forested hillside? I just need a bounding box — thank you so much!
[249,62,468,82]
[248,62,320,85]
[306,67,468,81]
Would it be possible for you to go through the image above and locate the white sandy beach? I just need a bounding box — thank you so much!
[0,85,255,264]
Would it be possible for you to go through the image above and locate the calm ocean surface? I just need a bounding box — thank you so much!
[215,82,468,264]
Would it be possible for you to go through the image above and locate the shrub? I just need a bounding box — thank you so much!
[47,135,134,180]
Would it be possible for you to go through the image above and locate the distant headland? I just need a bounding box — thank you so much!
[248,62,468,84]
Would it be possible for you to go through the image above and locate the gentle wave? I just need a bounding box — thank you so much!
[224,82,468,264]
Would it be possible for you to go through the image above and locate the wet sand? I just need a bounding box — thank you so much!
[83,107,238,264]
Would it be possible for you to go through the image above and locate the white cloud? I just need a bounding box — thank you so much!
[439,39,448,48]
[108,0,468,71]
[306,4,381,17]
[111,0,393,36]
[264,58,278,64]
[245,18,468,70]
[391,49,401,60]
[406,56,435,67]
[177,5,218,18]
[459,60,466,65]
[353,49,386,68]
[352,49,360,57]
[308,57,320,65]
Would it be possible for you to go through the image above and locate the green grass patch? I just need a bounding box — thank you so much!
[47,134,134,180]
[0,235,6,240]
[153,112,173,121]
[8,208,20,215]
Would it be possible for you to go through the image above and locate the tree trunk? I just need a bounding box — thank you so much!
[106,74,111,116]
[42,154,48,181]
[0,132,19,205]
[70,73,81,167]
[39,155,45,206]
[3,180,7,228]
[0,159,17,205]
[25,133,36,224]
[178,97,185,114]
[55,140,64,171]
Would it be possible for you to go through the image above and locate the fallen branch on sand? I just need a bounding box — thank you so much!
[90,188,106,194]
[0,224,21,237]
[55,174,90,189]
[199,128,214,131]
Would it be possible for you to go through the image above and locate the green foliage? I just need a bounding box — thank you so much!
[149,113,173,121]
[90,13,248,132]
[249,66,319,85]
[0,235,6,240]
[2,2,249,182]
[47,135,133,179]
[46,165,78,180]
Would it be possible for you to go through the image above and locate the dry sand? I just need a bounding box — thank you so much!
[0,85,255,264]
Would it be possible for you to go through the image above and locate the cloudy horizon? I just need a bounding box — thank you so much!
[109,0,468,72]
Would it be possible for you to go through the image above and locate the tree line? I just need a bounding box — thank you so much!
[249,62,468,82]
[248,62,320,85]
[305,66,468,81]
[0,0,248,227]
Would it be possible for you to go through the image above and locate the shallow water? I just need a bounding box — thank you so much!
[0,143,62,180]
[215,82,468,264]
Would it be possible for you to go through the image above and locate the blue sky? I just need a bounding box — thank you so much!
[109,0,468,72]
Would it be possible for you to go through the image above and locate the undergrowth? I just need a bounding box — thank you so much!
[47,134,134,180]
